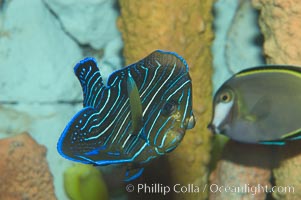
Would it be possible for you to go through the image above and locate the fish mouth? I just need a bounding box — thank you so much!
[169,128,186,143]
[155,128,186,154]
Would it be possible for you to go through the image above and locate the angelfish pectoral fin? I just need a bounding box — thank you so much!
[127,73,143,134]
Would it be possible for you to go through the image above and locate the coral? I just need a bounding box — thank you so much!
[0,132,56,200]
[118,0,214,199]
[64,164,109,200]
[252,0,301,199]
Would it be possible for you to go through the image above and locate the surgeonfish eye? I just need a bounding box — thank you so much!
[219,90,233,103]
[161,100,177,117]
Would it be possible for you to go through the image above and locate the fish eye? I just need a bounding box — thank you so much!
[161,101,177,116]
[219,91,232,103]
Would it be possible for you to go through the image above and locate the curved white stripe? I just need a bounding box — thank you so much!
[143,64,176,116]
[85,99,130,140]
[147,110,162,140]
[122,134,132,148]
[140,66,160,98]
[80,89,111,130]
[83,66,92,80]
[112,111,131,144]
[86,75,101,105]
[181,87,190,126]
[165,80,190,102]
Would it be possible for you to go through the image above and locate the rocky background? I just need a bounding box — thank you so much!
[118,0,213,199]
[0,0,298,199]
[0,0,122,199]
[211,0,301,200]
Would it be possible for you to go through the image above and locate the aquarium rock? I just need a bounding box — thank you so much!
[253,0,301,65]
[0,0,123,199]
[253,0,301,199]
[0,0,82,102]
[118,0,213,199]
[0,132,56,200]
[43,0,123,71]
[212,0,264,93]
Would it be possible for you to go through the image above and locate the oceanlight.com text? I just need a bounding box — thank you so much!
[126,183,295,196]
[207,183,294,195]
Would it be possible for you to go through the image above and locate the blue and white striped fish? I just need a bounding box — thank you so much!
[57,50,195,181]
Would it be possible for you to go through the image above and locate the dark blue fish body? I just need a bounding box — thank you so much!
[57,50,195,181]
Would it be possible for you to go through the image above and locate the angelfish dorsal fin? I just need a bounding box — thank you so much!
[74,57,105,107]
[127,73,143,135]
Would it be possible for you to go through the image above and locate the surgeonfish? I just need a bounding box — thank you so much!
[57,50,195,181]
[208,65,301,145]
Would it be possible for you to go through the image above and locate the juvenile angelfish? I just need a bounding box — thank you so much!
[208,65,301,145]
[57,50,195,181]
